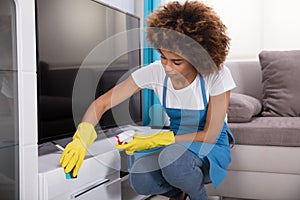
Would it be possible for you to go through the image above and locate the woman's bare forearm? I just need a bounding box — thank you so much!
[82,97,107,126]
[81,75,141,127]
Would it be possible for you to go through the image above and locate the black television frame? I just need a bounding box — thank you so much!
[35,0,143,144]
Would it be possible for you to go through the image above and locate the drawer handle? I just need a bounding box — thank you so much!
[71,178,110,199]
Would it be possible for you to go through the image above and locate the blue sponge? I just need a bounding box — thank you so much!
[65,172,77,179]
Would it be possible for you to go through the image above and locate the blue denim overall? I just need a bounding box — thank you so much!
[162,75,235,188]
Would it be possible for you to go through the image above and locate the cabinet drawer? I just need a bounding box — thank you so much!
[73,177,121,200]
[39,149,120,200]
[39,173,120,200]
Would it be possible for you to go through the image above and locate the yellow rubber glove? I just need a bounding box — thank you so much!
[59,122,97,177]
[115,131,175,155]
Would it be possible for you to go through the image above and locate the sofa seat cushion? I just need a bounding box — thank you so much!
[228,117,300,147]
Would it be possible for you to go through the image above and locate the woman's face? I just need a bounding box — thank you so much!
[160,49,197,82]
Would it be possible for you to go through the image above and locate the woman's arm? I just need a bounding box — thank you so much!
[175,90,231,143]
[81,75,141,126]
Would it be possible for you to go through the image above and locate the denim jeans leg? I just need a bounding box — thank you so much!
[158,144,208,200]
[128,150,182,198]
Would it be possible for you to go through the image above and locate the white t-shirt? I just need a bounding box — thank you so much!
[131,60,236,111]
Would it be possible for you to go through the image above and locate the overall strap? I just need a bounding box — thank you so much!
[200,76,208,108]
[163,75,208,108]
[162,76,168,108]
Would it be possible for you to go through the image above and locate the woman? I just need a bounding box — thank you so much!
[60,1,236,200]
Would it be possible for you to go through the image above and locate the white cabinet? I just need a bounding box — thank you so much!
[38,138,121,200]
[74,177,121,200]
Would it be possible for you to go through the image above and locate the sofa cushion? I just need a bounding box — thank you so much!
[228,93,262,123]
[228,117,300,147]
[259,50,300,117]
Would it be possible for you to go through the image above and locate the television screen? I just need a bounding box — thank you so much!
[36,0,142,144]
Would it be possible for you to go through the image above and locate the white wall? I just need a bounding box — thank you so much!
[99,0,135,14]
[205,0,300,60]
[263,0,300,51]
[149,0,300,61]
[205,0,263,60]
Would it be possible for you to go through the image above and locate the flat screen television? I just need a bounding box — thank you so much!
[36,0,142,144]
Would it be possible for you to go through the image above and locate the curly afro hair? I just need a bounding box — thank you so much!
[146,1,230,75]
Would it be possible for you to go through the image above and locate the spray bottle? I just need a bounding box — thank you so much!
[114,130,135,145]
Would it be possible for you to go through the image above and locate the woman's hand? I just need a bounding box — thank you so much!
[115,131,175,154]
[60,122,97,177]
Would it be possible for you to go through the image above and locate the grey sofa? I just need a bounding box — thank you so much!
[206,54,300,200]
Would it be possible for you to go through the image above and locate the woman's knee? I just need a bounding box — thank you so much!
[128,153,167,195]
[158,144,191,170]
[158,144,204,186]
[158,144,191,180]
[129,172,155,195]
